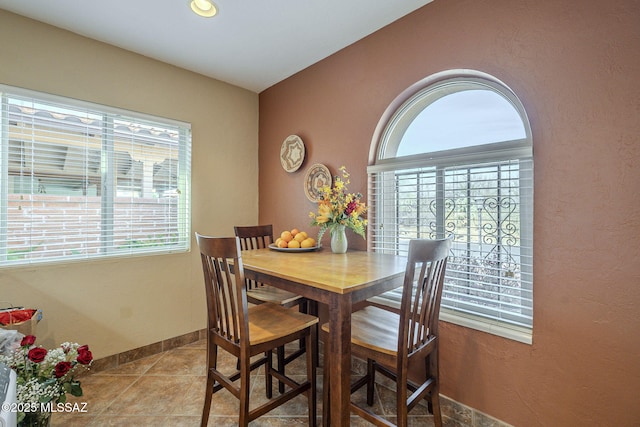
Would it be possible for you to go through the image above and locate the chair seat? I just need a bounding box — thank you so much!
[247,284,305,307]
[366,286,410,314]
[249,302,318,345]
[322,306,399,357]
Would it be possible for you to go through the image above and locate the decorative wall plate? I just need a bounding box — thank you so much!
[280,135,305,172]
[304,163,332,202]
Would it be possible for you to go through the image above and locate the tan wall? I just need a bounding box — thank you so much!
[0,10,259,359]
[258,0,640,425]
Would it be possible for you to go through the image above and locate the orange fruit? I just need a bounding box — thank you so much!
[290,228,300,236]
[277,240,288,248]
[280,231,293,242]
[275,238,282,246]
[300,238,315,248]
[287,240,301,249]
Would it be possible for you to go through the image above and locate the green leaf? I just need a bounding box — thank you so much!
[69,381,83,397]
[39,394,53,404]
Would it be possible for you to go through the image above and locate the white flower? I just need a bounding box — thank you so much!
[0,352,20,367]
[60,342,80,361]
[39,347,66,377]
[17,378,61,405]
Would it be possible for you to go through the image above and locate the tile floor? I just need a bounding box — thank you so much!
[51,339,439,426]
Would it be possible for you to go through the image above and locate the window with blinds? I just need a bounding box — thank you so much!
[368,72,533,342]
[0,85,191,266]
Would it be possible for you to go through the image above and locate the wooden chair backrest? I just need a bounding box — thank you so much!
[196,234,248,346]
[399,238,452,358]
[234,225,274,291]
[234,225,274,250]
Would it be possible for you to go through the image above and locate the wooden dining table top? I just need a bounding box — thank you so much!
[239,246,407,296]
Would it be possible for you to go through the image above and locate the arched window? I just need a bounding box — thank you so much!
[368,70,533,342]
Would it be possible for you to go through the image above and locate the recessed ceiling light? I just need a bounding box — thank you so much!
[190,0,218,18]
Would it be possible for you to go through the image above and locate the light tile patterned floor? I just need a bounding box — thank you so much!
[51,339,437,426]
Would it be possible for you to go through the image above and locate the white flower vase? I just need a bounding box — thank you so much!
[330,224,348,253]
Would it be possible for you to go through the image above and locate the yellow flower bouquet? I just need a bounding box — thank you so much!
[309,166,368,244]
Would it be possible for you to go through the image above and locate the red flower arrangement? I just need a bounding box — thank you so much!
[0,335,93,425]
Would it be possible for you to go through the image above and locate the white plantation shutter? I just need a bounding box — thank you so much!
[368,72,533,342]
[0,85,191,266]
[369,152,533,330]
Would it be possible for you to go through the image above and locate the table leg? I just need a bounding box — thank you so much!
[328,293,352,427]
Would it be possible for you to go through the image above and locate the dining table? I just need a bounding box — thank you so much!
[240,246,407,427]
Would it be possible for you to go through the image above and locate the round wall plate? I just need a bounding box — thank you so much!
[304,164,332,202]
[280,135,305,172]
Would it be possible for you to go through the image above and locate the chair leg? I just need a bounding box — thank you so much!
[277,345,286,394]
[239,355,251,427]
[397,372,408,427]
[299,301,309,351]
[431,388,442,427]
[201,372,214,427]
[201,342,217,427]
[429,349,442,427]
[307,325,318,427]
[309,301,320,368]
[298,301,318,360]
[366,358,375,406]
[322,343,330,427]
[266,351,273,399]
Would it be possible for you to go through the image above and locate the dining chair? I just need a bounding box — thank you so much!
[196,234,318,427]
[234,224,319,391]
[321,237,452,427]
[234,225,306,308]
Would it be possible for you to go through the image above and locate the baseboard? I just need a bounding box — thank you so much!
[439,394,513,427]
[89,328,206,373]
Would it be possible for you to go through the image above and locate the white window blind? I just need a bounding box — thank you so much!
[369,156,533,329]
[0,86,191,266]
[368,71,533,341]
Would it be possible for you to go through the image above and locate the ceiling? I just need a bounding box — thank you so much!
[0,0,433,93]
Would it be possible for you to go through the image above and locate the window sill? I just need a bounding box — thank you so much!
[439,308,532,345]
